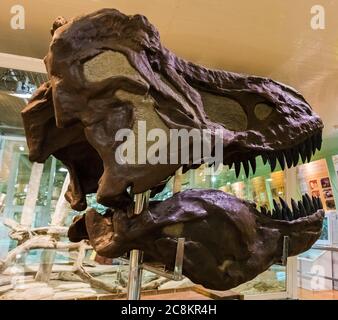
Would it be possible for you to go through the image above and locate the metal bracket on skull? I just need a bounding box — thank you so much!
[139,167,186,281]
[280,235,289,266]
[142,237,185,281]
[119,237,185,281]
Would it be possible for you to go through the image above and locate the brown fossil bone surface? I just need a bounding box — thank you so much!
[22,8,323,210]
[68,189,324,290]
[21,8,325,290]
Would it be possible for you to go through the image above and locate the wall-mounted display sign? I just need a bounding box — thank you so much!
[298,159,336,211]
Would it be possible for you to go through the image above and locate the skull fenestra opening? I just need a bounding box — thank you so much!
[22,8,324,290]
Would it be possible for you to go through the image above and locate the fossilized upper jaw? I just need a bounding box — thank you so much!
[222,128,323,178]
[23,8,325,212]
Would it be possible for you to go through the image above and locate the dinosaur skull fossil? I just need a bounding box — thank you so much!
[68,189,324,290]
[21,8,324,290]
[22,8,323,210]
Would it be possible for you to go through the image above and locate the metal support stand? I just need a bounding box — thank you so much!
[126,191,150,300]
[126,168,184,300]
[142,237,185,281]
[281,236,289,266]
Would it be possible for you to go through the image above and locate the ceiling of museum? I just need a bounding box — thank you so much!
[0,0,337,139]
[0,67,47,134]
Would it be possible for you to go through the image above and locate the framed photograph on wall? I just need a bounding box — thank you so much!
[323,188,333,199]
[309,179,318,190]
[326,199,336,210]
[320,177,331,189]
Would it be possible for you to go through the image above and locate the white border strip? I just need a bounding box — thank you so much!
[0,53,46,73]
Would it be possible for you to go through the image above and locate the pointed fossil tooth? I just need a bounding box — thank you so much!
[272,209,278,219]
[298,201,306,217]
[228,162,234,170]
[305,141,312,163]
[311,134,317,154]
[284,150,293,168]
[316,132,323,151]
[299,144,307,163]
[305,194,315,213]
[303,194,315,215]
[317,197,323,209]
[279,197,288,209]
[302,194,310,214]
[279,197,293,220]
[313,133,319,149]
[312,195,318,211]
[287,206,294,220]
[305,151,311,164]
[243,159,250,178]
[277,152,285,170]
[273,199,283,220]
[260,206,267,215]
[282,207,290,221]
[235,161,241,178]
[249,158,256,175]
[311,132,321,151]
[268,154,277,171]
[313,197,319,210]
[291,198,300,219]
[291,147,300,167]
[262,154,268,165]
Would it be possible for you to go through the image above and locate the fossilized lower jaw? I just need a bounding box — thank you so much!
[257,193,323,222]
[225,129,323,178]
[67,188,324,290]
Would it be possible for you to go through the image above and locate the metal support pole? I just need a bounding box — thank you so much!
[173,167,183,194]
[126,191,150,300]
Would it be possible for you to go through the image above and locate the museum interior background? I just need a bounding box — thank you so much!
[0,0,338,299]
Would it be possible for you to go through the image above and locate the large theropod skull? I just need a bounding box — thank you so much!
[22,9,324,290]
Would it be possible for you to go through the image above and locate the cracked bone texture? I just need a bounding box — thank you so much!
[68,189,324,290]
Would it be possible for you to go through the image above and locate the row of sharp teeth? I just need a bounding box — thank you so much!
[228,132,322,178]
[259,194,323,221]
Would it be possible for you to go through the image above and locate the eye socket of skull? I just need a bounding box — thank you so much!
[254,103,273,120]
[200,91,248,131]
